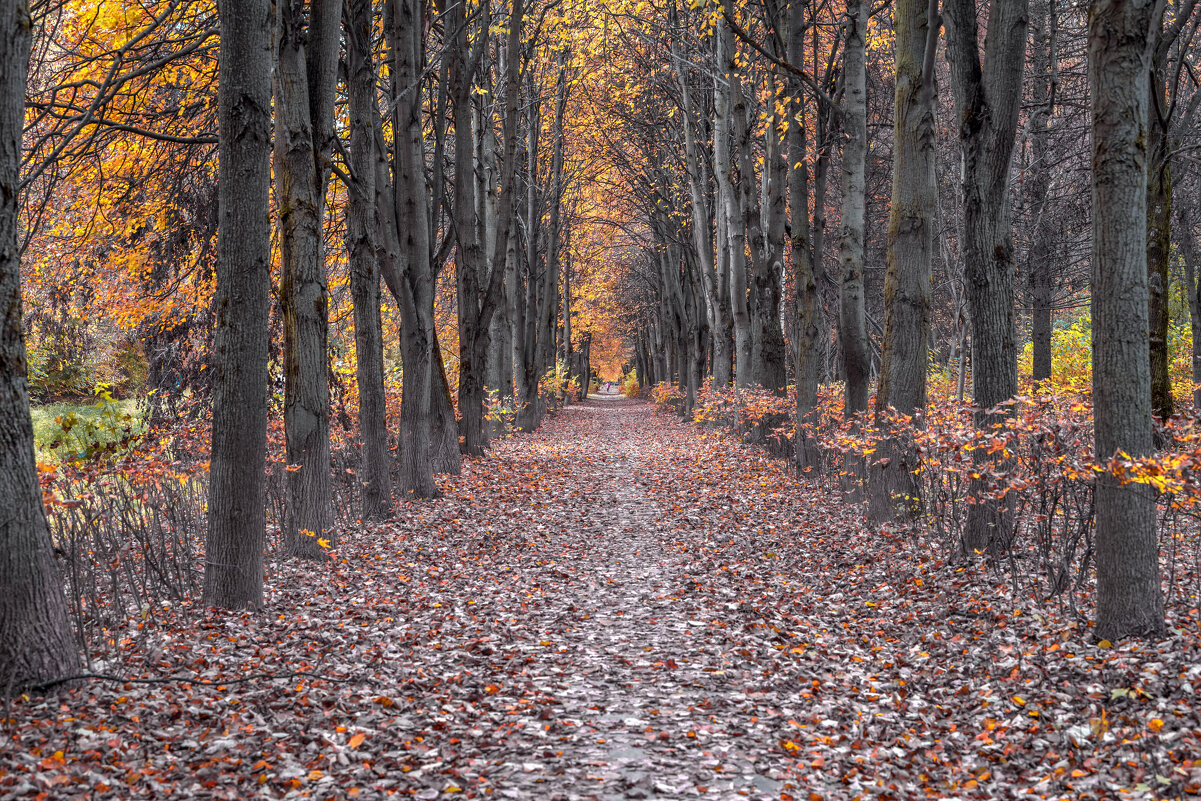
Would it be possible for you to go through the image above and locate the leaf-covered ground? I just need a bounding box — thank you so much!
[5,397,1201,800]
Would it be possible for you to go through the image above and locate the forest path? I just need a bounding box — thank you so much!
[461,396,798,798]
[10,398,1197,800]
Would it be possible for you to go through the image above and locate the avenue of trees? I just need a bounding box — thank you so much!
[1,0,1199,691]
[602,0,1198,642]
[1,0,600,692]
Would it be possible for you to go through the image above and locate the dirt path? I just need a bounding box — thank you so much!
[473,397,795,798]
[8,397,1200,800]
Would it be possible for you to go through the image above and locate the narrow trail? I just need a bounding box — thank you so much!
[8,397,1200,800]
[478,396,796,798]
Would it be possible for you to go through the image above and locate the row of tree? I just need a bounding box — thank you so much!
[2,0,593,693]
[607,0,1198,641]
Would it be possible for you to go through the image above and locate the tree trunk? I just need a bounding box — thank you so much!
[1147,27,1173,420]
[944,0,1028,553]
[541,53,568,393]
[671,13,731,389]
[517,97,542,432]
[1027,0,1058,384]
[346,0,392,520]
[276,0,341,557]
[453,0,523,455]
[0,0,79,692]
[868,0,936,523]
[381,0,442,498]
[789,0,821,472]
[1089,0,1164,640]
[837,0,870,422]
[753,82,789,395]
[834,0,870,499]
[450,12,488,454]
[716,14,752,387]
[430,326,462,475]
[203,0,274,609]
[1175,207,1201,407]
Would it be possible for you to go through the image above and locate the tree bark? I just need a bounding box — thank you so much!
[382,0,442,498]
[346,0,392,520]
[0,0,79,692]
[868,0,937,523]
[1147,18,1173,420]
[837,0,871,422]
[1027,0,1058,385]
[789,0,821,472]
[944,0,1029,553]
[203,0,274,609]
[276,0,342,557]
[1089,0,1164,640]
[716,13,752,387]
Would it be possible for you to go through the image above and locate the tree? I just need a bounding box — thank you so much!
[276,0,342,557]
[1089,0,1164,640]
[452,0,525,455]
[837,0,871,426]
[381,0,444,499]
[1025,0,1059,385]
[0,0,79,694]
[787,0,822,472]
[202,0,275,608]
[345,0,392,519]
[868,0,937,522]
[944,0,1029,552]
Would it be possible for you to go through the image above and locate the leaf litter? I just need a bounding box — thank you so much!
[3,396,1201,800]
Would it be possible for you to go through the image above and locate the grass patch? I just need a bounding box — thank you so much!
[31,398,145,462]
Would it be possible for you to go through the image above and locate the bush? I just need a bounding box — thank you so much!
[621,370,640,398]
[656,377,1201,614]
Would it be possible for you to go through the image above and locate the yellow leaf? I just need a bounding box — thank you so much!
[1012,695,1026,707]
[349,732,366,748]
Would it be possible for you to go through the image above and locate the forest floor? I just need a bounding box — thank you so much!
[5,397,1201,800]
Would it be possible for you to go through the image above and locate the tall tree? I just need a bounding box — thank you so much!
[944,0,1029,552]
[452,0,524,454]
[868,0,937,522]
[788,0,822,471]
[1146,8,1173,420]
[345,0,392,519]
[0,0,79,693]
[1146,0,1200,418]
[276,0,343,556]
[379,0,442,498]
[837,0,871,423]
[715,10,752,386]
[1026,0,1058,384]
[670,6,732,388]
[203,0,275,609]
[1089,0,1164,639]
